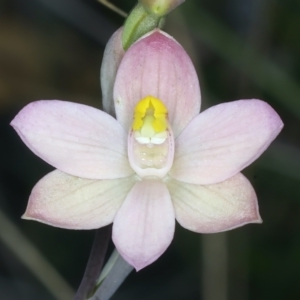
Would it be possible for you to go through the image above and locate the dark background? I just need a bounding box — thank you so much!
[0,0,299,299]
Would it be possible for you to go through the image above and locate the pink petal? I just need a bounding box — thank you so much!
[11,100,133,180]
[23,170,136,229]
[113,29,201,137]
[112,179,175,271]
[170,99,284,185]
[100,27,125,116]
[166,173,261,233]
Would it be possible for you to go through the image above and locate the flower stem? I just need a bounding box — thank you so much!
[74,225,112,300]
[88,250,134,300]
[96,0,128,17]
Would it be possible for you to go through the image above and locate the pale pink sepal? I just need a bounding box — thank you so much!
[100,27,125,116]
[11,100,133,180]
[166,173,262,233]
[113,29,200,137]
[170,100,284,185]
[112,179,175,271]
[23,170,136,229]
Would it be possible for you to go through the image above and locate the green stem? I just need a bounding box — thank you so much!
[74,226,111,300]
[88,250,134,300]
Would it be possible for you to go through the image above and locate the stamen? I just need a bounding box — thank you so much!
[132,95,168,144]
[128,95,174,178]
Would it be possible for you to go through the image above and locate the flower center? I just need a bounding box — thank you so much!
[132,96,168,144]
[128,96,174,178]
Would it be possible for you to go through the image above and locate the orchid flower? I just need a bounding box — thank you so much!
[11,29,283,271]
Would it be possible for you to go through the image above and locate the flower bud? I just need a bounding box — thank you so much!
[122,3,164,50]
[139,0,185,16]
